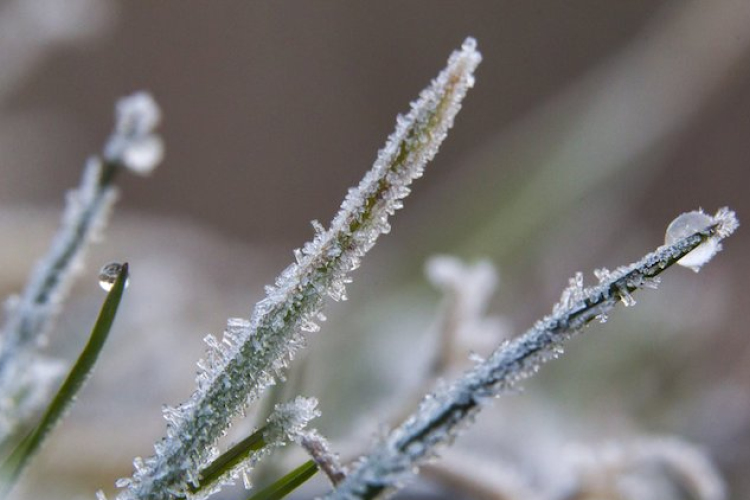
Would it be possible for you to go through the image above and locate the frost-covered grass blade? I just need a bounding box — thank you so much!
[0,263,129,498]
[184,397,319,499]
[325,208,738,499]
[189,429,266,495]
[115,38,480,500]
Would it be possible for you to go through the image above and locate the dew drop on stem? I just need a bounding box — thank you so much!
[98,262,129,291]
[664,210,718,272]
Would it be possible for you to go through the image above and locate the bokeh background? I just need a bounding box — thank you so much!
[0,1,748,499]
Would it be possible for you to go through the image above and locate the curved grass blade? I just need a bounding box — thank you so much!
[245,460,318,500]
[0,263,129,497]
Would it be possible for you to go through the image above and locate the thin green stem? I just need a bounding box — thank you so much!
[245,461,318,500]
[0,263,128,498]
[189,428,267,494]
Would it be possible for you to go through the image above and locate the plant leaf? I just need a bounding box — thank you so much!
[0,263,129,497]
[245,460,318,500]
[189,428,266,494]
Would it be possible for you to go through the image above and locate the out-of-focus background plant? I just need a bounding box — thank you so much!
[0,1,748,499]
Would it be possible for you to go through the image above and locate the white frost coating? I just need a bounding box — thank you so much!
[183,397,320,500]
[325,208,738,500]
[115,39,480,500]
[104,92,164,175]
[0,92,163,445]
[665,208,736,272]
[298,429,346,485]
[0,158,117,443]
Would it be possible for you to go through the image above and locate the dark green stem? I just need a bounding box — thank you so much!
[0,263,128,498]
[245,460,318,500]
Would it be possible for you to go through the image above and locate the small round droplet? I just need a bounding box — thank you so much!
[98,262,129,291]
[665,211,717,271]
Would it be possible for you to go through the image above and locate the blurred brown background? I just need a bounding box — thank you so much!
[1,1,749,499]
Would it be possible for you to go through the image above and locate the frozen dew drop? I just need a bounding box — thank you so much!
[665,210,718,272]
[120,135,164,174]
[98,262,129,291]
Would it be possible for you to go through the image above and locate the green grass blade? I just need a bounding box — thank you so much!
[0,263,129,497]
[245,460,318,500]
[189,427,267,494]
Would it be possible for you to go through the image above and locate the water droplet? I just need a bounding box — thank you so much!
[665,211,718,271]
[98,262,129,291]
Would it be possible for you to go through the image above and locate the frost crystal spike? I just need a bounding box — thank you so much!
[325,208,738,499]
[115,38,481,500]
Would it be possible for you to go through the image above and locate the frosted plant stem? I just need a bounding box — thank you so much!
[182,397,320,500]
[0,157,118,363]
[0,92,162,445]
[298,429,346,485]
[115,39,480,500]
[325,208,738,500]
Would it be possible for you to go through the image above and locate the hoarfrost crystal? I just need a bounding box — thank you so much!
[0,92,162,444]
[115,38,481,500]
[325,207,738,499]
[185,397,320,500]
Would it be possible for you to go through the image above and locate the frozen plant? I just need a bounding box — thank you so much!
[0,92,162,447]
[326,208,738,499]
[0,35,740,500]
[113,38,481,500]
[165,396,321,500]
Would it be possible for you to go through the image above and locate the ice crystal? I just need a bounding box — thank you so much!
[325,207,738,500]
[115,38,480,500]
